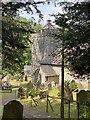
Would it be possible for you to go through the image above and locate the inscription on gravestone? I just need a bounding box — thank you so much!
[2,100,23,119]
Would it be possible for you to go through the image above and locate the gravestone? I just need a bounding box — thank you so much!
[0,81,2,89]
[77,90,90,118]
[64,86,73,102]
[87,90,90,103]
[48,82,52,90]
[2,100,23,119]
[57,85,73,102]
[18,86,26,99]
[77,90,87,105]
[39,89,49,99]
[26,81,33,90]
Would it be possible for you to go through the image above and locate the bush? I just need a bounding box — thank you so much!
[27,88,38,97]
[80,104,90,118]
[65,80,78,91]
[69,82,78,91]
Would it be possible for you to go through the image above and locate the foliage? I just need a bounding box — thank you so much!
[80,104,90,118]
[69,82,77,91]
[2,2,43,75]
[2,16,32,75]
[2,2,43,18]
[54,2,90,78]
[33,23,43,31]
[27,87,38,97]
[65,81,78,91]
[35,88,77,118]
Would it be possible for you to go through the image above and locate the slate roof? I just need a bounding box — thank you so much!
[39,54,62,66]
[40,65,58,76]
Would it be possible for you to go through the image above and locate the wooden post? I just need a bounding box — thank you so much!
[46,95,48,112]
[61,27,65,118]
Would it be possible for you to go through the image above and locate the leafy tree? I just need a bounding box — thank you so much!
[2,16,32,75]
[2,2,43,18]
[2,1,43,76]
[54,2,90,78]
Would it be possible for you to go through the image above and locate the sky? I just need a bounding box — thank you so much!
[19,0,86,25]
[2,0,87,25]
[19,2,61,25]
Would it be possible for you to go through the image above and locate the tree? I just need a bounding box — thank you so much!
[54,2,90,78]
[2,1,44,75]
[2,2,43,18]
[2,16,31,75]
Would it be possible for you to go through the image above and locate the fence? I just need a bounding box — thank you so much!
[46,95,80,119]
[31,95,80,119]
[29,93,90,119]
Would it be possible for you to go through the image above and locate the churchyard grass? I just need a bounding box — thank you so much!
[0,105,3,117]
[34,87,78,118]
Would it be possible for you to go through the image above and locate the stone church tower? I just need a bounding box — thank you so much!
[31,20,59,82]
[31,20,90,90]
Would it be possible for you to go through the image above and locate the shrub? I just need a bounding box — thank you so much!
[69,81,78,91]
[65,80,78,91]
[27,88,38,97]
[80,104,90,118]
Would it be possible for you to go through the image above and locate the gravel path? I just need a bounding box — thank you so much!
[2,92,16,105]
[1,92,53,118]
[23,105,52,118]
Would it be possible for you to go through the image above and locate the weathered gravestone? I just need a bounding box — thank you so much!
[57,85,73,102]
[39,89,49,99]
[2,100,23,119]
[87,90,90,103]
[18,86,26,99]
[77,90,87,105]
[77,90,90,118]
[0,81,2,89]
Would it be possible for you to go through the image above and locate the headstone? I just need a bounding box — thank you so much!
[0,81,2,89]
[27,81,33,90]
[48,82,52,90]
[18,86,26,99]
[25,75,27,81]
[20,75,23,82]
[57,85,73,102]
[2,100,23,119]
[39,89,49,99]
[87,90,90,103]
[77,90,87,105]
[64,86,73,102]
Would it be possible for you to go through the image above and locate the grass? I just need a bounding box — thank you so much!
[11,80,29,88]
[17,85,78,118]
[49,86,58,96]
[17,97,32,105]
[23,87,78,118]
[0,79,31,118]
[0,80,78,118]
[0,105,3,117]
[33,97,78,118]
